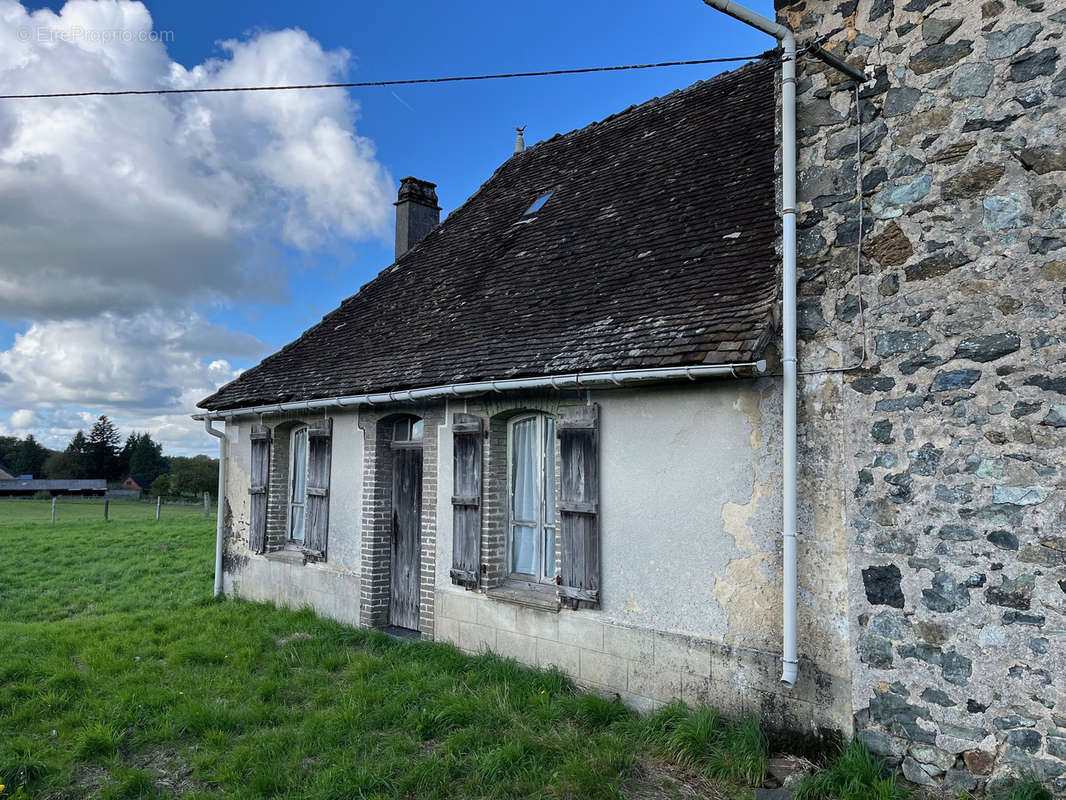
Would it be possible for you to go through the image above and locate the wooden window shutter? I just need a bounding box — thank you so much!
[558,405,600,608]
[305,419,333,558]
[248,424,271,555]
[450,413,482,589]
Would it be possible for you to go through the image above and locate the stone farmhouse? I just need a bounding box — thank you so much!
[197,0,1066,792]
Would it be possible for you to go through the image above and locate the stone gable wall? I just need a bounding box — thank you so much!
[777,0,1066,793]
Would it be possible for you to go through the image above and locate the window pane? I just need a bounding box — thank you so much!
[291,505,306,543]
[410,418,423,441]
[512,525,536,574]
[544,417,556,524]
[511,418,537,522]
[544,526,556,578]
[292,429,308,500]
[291,428,308,542]
[393,419,409,441]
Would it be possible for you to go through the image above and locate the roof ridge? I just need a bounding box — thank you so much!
[519,56,776,155]
[199,58,779,411]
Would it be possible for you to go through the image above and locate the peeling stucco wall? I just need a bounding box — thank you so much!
[433,382,853,734]
[220,413,363,624]
[777,0,1066,792]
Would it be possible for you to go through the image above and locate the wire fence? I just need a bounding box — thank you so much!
[0,494,217,524]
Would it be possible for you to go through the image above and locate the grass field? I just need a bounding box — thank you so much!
[0,499,771,799]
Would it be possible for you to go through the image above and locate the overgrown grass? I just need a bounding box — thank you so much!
[0,499,769,799]
[992,777,1054,800]
[794,740,912,800]
[644,702,768,785]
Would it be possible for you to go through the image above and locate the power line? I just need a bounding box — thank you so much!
[0,56,766,100]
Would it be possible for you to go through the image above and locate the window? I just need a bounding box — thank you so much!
[508,414,557,583]
[524,192,552,215]
[393,417,424,443]
[289,426,309,544]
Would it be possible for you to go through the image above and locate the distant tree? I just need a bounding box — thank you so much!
[12,435,49,477]
[122,432,168,484]
[46,430,90,478]
[0,435,17,471]
[87,416,123,480]
[150,474,171,497]
[169,455,219,498]
[68,430,89,455]
[44,450,82,479]
[0,434,50,477]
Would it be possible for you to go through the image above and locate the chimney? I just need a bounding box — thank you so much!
[394,177,441,259]
[514,126,526,154]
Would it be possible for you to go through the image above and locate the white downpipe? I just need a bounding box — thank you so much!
[702,0,799,687]
[203,418,228,598]
[193,361,767,421]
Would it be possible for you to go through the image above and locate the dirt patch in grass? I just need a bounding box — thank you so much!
[625,757,735,800]
[70,764,110,798]
[129,748,201,795]
[274,631,312,647]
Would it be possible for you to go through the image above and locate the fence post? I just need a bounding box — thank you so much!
[204,491,210,517]
[104,499,109,521]
[51,496,57,524]
[156,495,162,521]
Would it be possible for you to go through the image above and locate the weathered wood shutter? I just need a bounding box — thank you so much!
[248,425,271,554]
[305,419,333,558]
[450,413,482,589]
[558,405,600,608]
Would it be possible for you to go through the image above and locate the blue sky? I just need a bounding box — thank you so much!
[1,0,773,455]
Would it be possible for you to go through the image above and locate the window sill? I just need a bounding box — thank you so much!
[263,549,325,566]
[486,582,560,613]
[263,550,305,566]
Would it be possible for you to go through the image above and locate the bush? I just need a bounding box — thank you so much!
[149,475,170,497]
[33,491,52,500]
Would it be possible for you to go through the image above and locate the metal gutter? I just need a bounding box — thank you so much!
[702,0,800,687]
[192,361,767,421]
[203,418,227,598]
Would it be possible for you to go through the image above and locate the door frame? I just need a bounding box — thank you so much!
[388,416,424,630]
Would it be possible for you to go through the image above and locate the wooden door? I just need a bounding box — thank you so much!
[390,446,423,630]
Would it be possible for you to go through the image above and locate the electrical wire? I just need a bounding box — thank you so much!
[0,56,766,100]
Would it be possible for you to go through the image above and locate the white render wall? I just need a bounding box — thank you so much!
[221,412,364,622]
[434,381,853,734]
[217,379,852,733]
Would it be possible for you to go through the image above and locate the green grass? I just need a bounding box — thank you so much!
[794,740,912,800]
[994,777,1054,800]
[0,499,768,799]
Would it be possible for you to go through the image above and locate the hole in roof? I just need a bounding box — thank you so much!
[524,192,553,215]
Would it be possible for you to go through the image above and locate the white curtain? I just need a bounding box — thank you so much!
[511,418,537,574]
[543,417,556,576]
[290,427,308,542]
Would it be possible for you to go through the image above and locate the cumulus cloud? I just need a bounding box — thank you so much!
[9,408,38,429]
[0,310,267,452]
[0,311,261,409]
[0,1,396,454]
[0,0,392,320]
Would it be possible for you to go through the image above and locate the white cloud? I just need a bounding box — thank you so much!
[0,310,267,453]
[9,408,38,429]
[0,1,397,455]
[0,0,393,320]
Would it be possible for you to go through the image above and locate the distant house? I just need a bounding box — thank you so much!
[122,475,151,493]
[0,461,15,480]
[0,479,106,498]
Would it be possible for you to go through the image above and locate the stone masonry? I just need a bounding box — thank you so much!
[778,0,1066,792]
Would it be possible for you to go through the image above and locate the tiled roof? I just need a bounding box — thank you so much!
[200,59,779,411]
